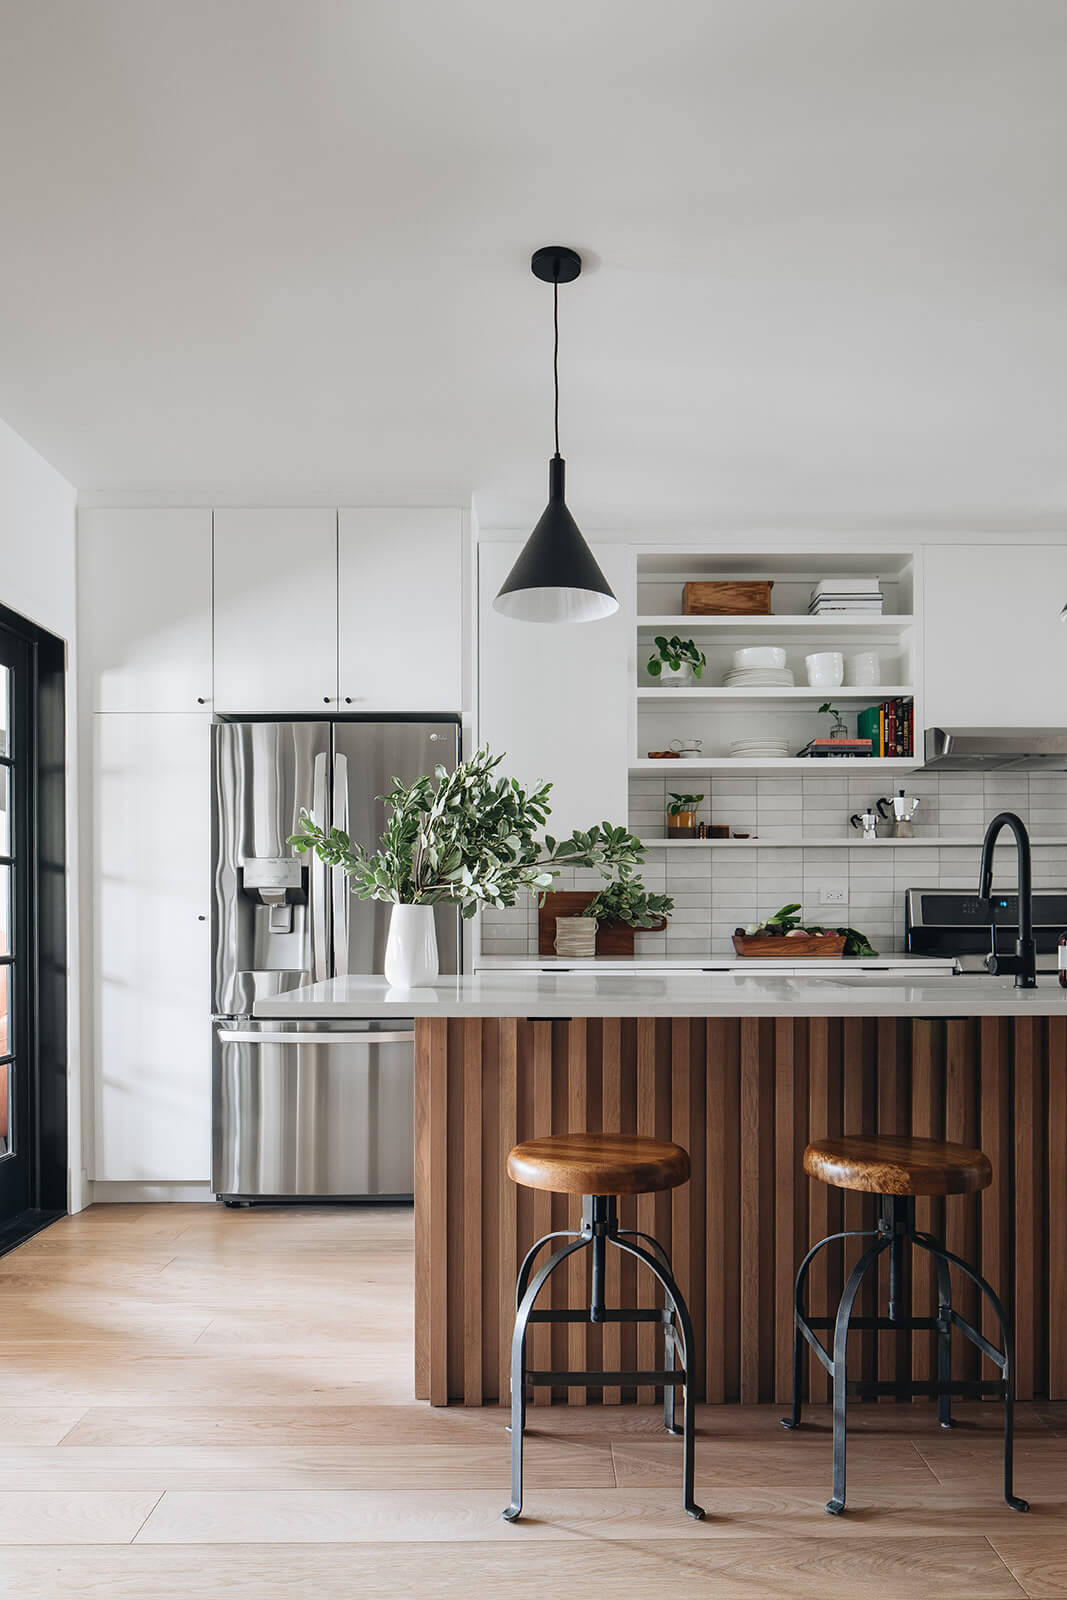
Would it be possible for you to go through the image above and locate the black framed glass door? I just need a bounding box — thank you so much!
[0,603,67,1250]
[0,626,32,1224]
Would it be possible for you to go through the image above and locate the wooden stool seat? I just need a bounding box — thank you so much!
[803,1133,992,1197]
[507,1132,690,1196]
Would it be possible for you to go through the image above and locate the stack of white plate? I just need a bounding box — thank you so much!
[722,666,795,688]
[729,738,790,759]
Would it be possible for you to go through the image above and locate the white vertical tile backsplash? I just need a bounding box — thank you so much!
[478,772,1067,958]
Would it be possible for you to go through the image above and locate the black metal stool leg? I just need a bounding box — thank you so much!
[502,1236,590,1523]
[912,1233,1030,1514]
[618,1229,681,1433]
[780,1228,875,1431]
[931,1247,955,1429]
[826,1234,892,1515]
[614,1234,705,1520]
[515,1229,582,1310]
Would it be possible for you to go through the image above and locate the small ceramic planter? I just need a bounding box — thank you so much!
[654,662,695,688]
[554,916,596,957]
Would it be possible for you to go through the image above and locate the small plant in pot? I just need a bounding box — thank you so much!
[289,746,646,987]
[667,792,703,838]
[647,635,707,687]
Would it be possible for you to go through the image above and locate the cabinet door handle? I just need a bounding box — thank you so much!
[323,696,332,704]
[197,697,206,705]
[344,696,352,704]
[198,915,206,922]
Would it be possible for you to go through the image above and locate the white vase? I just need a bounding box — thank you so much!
[384,903,439,988]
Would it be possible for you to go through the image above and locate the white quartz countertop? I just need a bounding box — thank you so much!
[253,970,1067,1020]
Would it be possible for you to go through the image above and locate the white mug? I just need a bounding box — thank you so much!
[670,738,703,756]
[845,651,880,687]
[805,651,844,688]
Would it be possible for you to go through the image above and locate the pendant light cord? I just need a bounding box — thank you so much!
[553,275,560,457]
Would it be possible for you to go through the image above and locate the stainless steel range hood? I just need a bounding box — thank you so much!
[923,727,1067,771]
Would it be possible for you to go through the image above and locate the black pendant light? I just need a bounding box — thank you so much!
[493,246,619,623]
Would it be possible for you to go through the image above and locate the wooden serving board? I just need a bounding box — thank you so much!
[537,892,667,956]
[731,933,846,959]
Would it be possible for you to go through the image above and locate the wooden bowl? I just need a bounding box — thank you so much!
[731,933,846,959]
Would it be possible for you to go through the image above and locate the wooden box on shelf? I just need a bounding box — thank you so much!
[682,580,773,615]
[538,891,667,957]
[731,933,846,959]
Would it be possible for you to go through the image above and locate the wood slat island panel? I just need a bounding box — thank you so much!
[415,1015,1066,1407]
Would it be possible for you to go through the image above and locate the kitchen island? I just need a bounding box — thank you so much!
[257,971,1067,1409]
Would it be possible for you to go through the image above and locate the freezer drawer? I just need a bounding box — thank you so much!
[213,1020,415,1199]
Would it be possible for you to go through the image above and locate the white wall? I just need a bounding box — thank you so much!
[0,418,82,1210]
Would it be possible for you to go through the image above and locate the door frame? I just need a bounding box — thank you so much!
[0,600,67,1254]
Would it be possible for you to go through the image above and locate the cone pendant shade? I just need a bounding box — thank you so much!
[493,455,618,623]
[493,244,618,624]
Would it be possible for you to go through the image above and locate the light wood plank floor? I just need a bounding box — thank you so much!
[0,1202,1063,1597]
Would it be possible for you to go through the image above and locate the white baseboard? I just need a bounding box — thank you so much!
[90,1182,216,1204]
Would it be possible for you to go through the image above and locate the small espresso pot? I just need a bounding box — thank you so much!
[850,809,879,841]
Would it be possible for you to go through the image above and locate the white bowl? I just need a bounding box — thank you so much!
[732,646,787,669]
[805,651,844,688]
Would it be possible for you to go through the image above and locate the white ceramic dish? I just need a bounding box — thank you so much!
[732,646,787,669]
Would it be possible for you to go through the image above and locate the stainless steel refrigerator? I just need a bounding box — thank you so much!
[211,718,461,1202]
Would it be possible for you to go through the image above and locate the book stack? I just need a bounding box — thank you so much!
[796,737,873,760]
[808,577,884,614]
[857,698,914,757]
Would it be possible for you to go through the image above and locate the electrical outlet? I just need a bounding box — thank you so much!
[820,887,848,906]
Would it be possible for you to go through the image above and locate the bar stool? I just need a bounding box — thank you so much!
[782,1132,1029,1516]
[502,1131,704,1523]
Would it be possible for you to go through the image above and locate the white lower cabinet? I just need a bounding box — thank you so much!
[91,714,211,1181]
[478,541,633,841]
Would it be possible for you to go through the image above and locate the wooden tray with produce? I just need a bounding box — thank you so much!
[731,932,846,959]
[730,903,873,960]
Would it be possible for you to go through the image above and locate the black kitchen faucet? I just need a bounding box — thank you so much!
[978,811,1037,988]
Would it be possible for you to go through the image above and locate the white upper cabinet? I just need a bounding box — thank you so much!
[91,713,211,1181]
[923,544,1067,728]
[213,509,338,713]
[478,541,633,841]
[338,509,463,712]
[79,509,213,712]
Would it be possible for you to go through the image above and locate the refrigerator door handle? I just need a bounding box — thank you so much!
[310,750,330,982]
[332,750,350,976]
[217,1027,415,1046]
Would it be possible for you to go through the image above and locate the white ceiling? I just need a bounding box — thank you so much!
[0,0,1065,530]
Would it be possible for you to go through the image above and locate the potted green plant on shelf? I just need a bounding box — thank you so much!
[667,791,704,838]
[646,635,707,687]
[289,745,646,988]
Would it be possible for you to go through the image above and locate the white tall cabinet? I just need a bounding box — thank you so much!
[478,541,633,841]
[80,510,214,1183]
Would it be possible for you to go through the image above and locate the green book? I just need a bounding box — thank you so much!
[856,706,881,748]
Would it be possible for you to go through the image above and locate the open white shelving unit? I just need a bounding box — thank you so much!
[637,836,1067,849]
[631,546,922,778]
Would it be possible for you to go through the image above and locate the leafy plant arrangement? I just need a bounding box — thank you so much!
[580,874,674,930]
[646,635,707,679]
[818,701,849,739]
[667,792,704,816]
[288,745,646,919]
[735,902,879,959]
